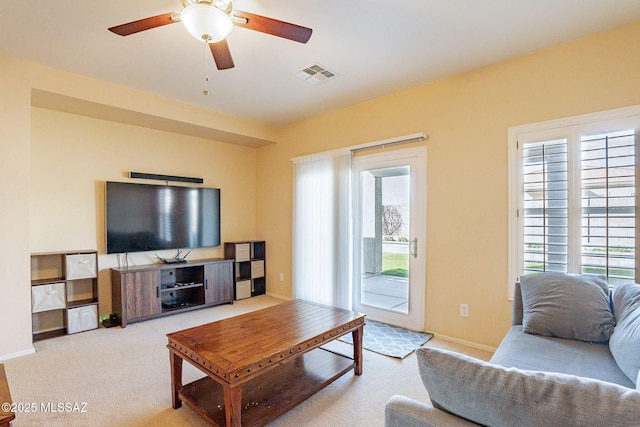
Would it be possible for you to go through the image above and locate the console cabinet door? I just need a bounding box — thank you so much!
[124,271,162,321]
[204,262,233,305]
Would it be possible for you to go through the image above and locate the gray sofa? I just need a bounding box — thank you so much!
[385,273,640,427]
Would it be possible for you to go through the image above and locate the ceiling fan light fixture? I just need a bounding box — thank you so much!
[181,4,233,43]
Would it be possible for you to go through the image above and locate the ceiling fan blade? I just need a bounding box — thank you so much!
[209,40,235,70]
[108,12,178,36]
[233,11,312,43]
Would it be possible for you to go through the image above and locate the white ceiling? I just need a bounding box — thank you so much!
[2,1,640,127]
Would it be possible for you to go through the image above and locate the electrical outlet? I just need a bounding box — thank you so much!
[460,304,469,317]
[279,273,285,282]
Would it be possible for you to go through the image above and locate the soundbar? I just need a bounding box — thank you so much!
[129,171,203,184]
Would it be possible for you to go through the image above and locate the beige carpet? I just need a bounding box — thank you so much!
[4,296,492,426]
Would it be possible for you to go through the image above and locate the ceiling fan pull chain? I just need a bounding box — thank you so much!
[203,40,210,95]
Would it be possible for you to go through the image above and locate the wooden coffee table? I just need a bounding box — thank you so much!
[167,299,365,427]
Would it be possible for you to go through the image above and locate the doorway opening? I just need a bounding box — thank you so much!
[353,147,426,331]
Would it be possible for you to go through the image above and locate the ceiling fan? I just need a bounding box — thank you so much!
[108,0,312,70]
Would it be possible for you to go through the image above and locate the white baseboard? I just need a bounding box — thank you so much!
[265,291,292,301]
[0,346,36,362]
[434,333,497,354]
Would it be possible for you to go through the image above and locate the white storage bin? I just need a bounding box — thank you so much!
[32,283,66,313]
[67,304,98,334]
[235,243,251,262]
[251,260,265,278]
[66,253,97,280]
[236,280,251,300]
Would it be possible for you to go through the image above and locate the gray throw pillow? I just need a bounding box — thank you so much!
[609,282,640,384]
[417,347,640,427]
[519,272,615,342]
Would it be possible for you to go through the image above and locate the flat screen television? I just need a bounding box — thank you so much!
[105,181,221,254]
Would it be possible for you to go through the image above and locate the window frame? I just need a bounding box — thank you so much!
[508,105,640,299]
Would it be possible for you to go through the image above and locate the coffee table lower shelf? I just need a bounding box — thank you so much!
[178,348,355,427]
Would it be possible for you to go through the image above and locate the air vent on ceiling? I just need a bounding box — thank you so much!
[295,63,338,85]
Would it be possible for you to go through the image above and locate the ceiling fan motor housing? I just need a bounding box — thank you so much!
[181,0,233,14]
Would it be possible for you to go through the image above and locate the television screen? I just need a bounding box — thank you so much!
[106,181,221,254]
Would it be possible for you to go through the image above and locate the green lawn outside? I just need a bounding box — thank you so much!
[525,262,634,283]
[382,252,408,277]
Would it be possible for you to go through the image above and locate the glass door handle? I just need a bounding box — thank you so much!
[409,238,418,258]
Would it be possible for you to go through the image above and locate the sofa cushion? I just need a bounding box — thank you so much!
[490,326,635,388]
[609,282,640,384]
[385,395,480,427]
[417,347,640,427]
[520,272,615,342]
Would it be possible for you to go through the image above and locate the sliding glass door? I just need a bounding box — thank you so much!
[352,147,426,331]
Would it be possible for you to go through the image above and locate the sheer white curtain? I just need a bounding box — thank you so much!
[292,152,352,309]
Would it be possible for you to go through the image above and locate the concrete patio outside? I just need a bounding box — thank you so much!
[361,273,408,313]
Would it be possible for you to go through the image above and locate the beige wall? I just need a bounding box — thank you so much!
[257,21,640,349]
[30,108,258,315]
[3,21,640,359]
[0,55,267,359]
[0,57,34,359]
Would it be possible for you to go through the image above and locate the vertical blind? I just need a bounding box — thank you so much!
[292,153,352,309]
[521,130,636,283]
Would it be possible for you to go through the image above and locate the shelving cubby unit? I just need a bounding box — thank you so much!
[224,241,266,299]
[30,250,99,341]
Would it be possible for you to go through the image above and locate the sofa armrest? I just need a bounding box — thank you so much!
[385,395,480,427]
[512,281,523,325]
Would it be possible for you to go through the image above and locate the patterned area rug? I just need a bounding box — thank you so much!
[338,319,434,359]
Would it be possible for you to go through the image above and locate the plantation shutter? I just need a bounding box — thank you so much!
[509,108,640,295]
[581,131,636,283]
[521,139,569,274]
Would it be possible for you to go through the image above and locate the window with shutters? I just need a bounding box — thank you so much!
[522,138,569,275]
[508,106,640,297]
[581,130,636,282]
